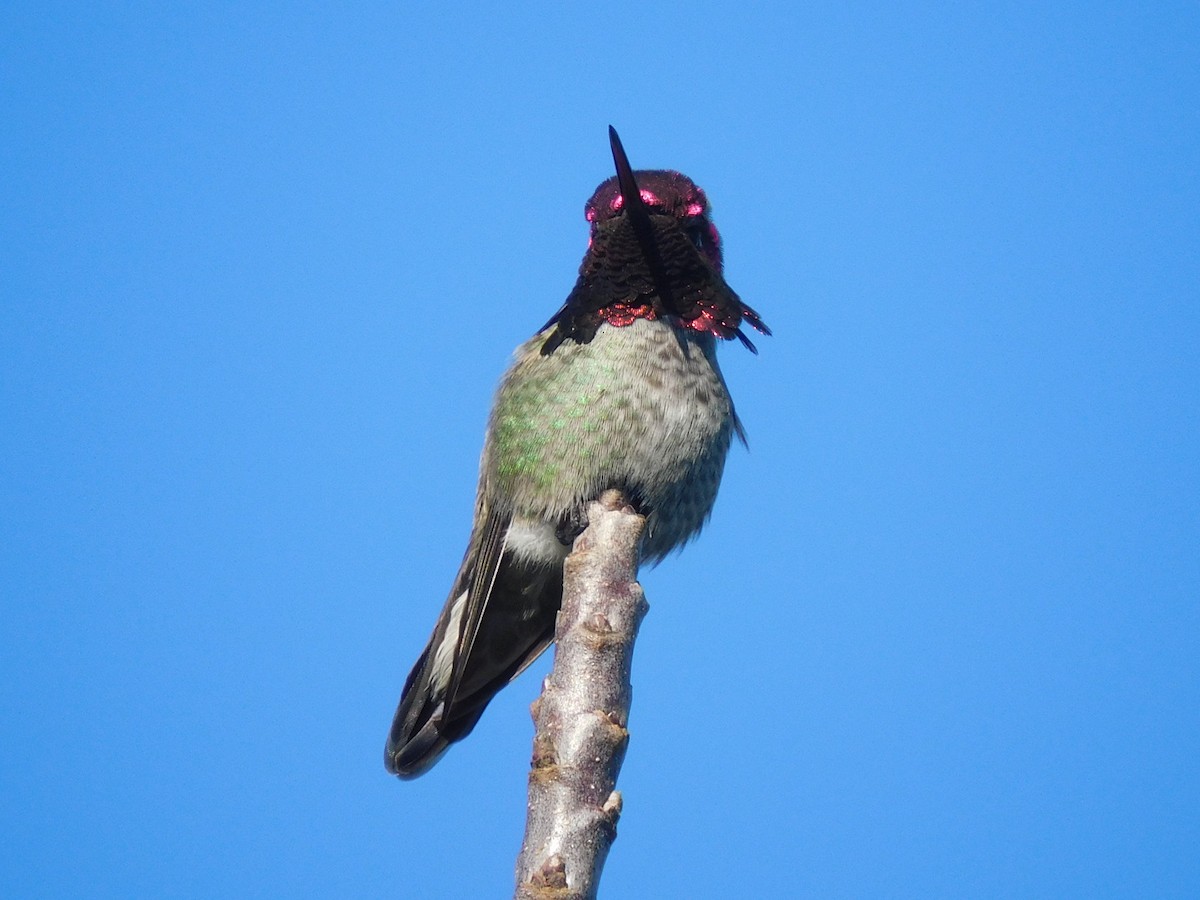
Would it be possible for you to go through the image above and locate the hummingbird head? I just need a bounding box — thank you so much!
[539,127,770,355]
[584,170,724,272]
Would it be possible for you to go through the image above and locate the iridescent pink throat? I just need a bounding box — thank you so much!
[595,301,736,339]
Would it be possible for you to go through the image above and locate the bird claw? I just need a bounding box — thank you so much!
[555,506,590,546]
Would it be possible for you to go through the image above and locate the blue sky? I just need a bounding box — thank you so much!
[2,2,1197,897]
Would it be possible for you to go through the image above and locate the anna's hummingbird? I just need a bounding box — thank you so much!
[385,127,769,778]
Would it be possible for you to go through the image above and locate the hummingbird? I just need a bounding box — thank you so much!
[385,127,769,778]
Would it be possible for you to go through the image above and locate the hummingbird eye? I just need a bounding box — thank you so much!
[685,219,709,250]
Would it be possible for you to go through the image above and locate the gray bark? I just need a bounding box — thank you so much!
[513,490,648,900]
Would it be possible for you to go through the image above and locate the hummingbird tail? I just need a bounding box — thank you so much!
[385,544,564,778]
[384,641,453,777]
[384,585,476,778]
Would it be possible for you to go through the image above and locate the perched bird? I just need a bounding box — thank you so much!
[385,127,769,778]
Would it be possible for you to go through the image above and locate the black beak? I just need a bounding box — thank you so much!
[608,126,653,239]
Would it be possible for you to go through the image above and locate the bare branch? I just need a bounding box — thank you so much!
[514,490,648,900]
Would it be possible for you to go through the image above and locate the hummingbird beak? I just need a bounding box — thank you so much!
[608,126,652,233]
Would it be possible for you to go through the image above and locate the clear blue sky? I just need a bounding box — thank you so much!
[3,3,1197,897]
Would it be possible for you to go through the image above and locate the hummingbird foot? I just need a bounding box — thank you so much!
[555,488,655,550]
[555,506,590,547]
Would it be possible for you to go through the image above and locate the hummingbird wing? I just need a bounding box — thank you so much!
[443,504,511,714]
[384,506,563,778]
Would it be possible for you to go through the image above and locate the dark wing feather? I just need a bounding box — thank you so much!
[385,505,564,777]
[443,506,510,724]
